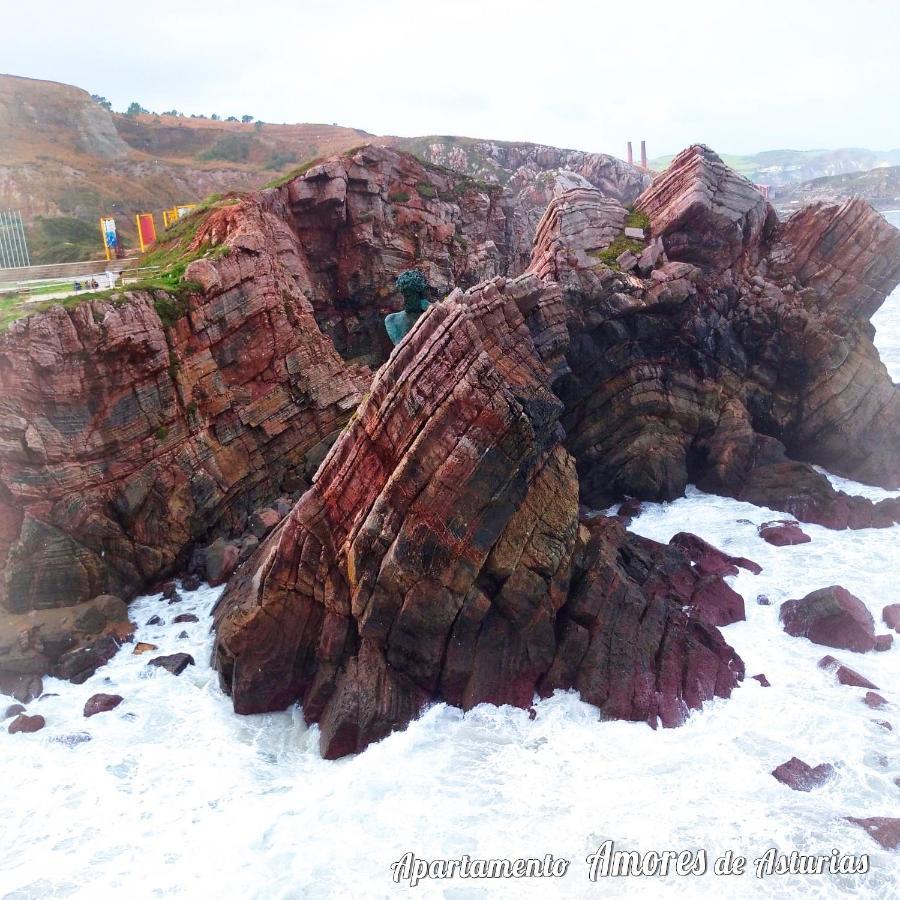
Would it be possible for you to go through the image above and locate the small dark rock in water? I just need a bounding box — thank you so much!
[818,655,879,690]
[148,653,195,675]
[757,594,771,606]
[161,581,178,600]
[166,593,183,605]
[172,613,199,624]
[669,531,762,577]
[51,732,92,747]
[883,603,900,633]
[8,713,45,734]
[758,520,811,547]
[132,642,158,656]
[84,693,123,717]
[864,692,888,709]
[177,631,189,640]
[146,615,163,627]
[781,586,876,653]
[616,498,642,524]
[846,816,900,850]
[527,706,537,721]
[38,693,59,701]
[874,720,892,731]
[751,673,771,687]
[772,757,834,791]
[54,635,122,685]
[3,703,26,720]
[0,672,43,704]
[182,574,202,592]
[875,634,893,652]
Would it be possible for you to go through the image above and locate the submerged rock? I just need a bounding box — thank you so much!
[883,604,900,633]
[758,521,811,547]
[172,613,199,624]
[845,817,900,851]
[780,586,876,652]
[771,757,834,791]
[2,703,26,719]
[148,653,194,676]
[818,655,879,690]
[83,693,123,717]
[8,713,45,734]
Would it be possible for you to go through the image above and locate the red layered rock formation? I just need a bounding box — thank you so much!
[544,146,900,511]
[0,196,366,614]
[213,275,744,756]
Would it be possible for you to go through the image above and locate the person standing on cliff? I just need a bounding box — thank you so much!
[385,269,430,345]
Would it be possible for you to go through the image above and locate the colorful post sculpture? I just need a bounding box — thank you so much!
[385,269,431,345]
[100,216,118,261]
[163,204,198,228]
[135,212,157,253]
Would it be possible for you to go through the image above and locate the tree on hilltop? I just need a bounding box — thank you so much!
[241,114,254,123]
[125,101,149,116]
[91,94,112,110]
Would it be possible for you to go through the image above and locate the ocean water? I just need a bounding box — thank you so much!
[1,213,899,900]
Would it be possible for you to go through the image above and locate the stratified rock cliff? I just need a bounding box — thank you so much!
[213,144,900,757]
[213,275,745,757]
[3,142,899,733]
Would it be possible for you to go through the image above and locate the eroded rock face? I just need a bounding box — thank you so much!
[0,199,367,615]
[213,275,744,756]
[537,146,900,509]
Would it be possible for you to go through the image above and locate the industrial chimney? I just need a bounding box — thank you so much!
[627,141,633,165]
[640,141,647,170]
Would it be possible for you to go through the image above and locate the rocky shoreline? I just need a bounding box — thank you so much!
[2,143,899,765]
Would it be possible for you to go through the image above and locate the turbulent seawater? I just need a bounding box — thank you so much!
[2,213,899,899]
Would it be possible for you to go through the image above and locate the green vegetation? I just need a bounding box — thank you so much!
[125,101,149,116]
[154,425,169,441]
[415,181,436,199]
[625,208,651,231]
[262,156,326,189]
[388,191,411,203]
[590,237,645,269]
[197,134,254,163]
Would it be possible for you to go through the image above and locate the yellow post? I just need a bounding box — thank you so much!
[100,217,111,260]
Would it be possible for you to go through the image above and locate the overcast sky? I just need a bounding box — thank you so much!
[5,0,899,157]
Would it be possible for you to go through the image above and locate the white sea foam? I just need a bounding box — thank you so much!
[1,215,899,899]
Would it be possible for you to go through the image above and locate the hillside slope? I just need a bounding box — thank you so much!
[776,165,900,212]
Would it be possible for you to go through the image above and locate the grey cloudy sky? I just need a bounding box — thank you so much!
[5,0,899,157]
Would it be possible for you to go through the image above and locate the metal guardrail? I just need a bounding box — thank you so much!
[0,266,161,297]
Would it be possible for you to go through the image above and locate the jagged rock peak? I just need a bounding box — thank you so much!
[636,143,776,270]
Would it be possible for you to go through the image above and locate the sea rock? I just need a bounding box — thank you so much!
[780,586,876,652]
[3,703,26,719]
[818,655,879,690]
[669,531,762,577]
[132,642,157,655]
[248,507,281,540]
[845,817,900,851]
[0,672,43,703]
[83,693,123,717]
[161,582,178,600]
[213,275,744,757]
[148,653,194,675]
[172,613,198,624]
[752,674,771,687]
[145,615,163,627]
[883,604,900,633]
[771,757,834,791]
[875,634,893,652]
[204,539,241,587]
[181,575,201,592]
[8,713,45,734]
[864,692,887,709]
[758,521,811,546]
